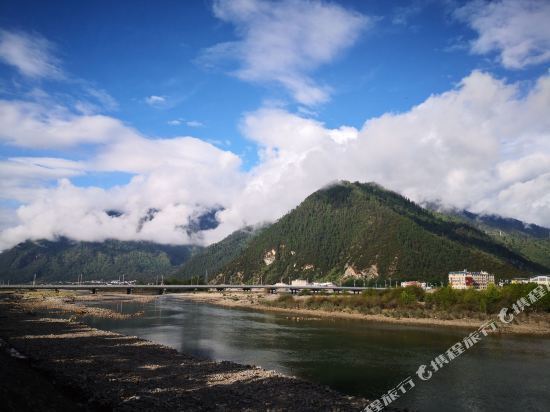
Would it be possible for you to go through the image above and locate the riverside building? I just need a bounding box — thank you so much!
[448,270,495,290]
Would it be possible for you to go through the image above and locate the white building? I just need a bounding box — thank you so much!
[448,270,495,290]
[400,281,427,289]
[529,275,550,287]
[291,279,308,287]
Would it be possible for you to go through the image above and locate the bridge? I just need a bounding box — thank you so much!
[0,284,385,295]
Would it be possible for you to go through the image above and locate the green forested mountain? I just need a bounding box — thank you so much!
[0,238,201,283]
[214,182,548,284]
[437,210,550,269]
[175,226,260,280]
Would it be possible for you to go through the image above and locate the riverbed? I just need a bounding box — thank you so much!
[84,295,550,412]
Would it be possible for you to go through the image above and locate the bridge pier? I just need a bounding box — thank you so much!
[126,288,133,295]
[158,288,166,295]
[91,288,97,294]
[216,287,225,291]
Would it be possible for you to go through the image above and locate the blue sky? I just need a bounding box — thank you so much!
[0,0,549,248]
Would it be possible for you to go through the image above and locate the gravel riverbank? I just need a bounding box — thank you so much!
[0,292,384,412]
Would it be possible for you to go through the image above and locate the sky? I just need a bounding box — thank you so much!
[0,0,549,250]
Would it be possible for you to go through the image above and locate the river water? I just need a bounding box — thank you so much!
[85,295,549,411]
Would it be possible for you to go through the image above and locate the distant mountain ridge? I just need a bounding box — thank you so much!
[0,238,201,283]
[436,209,550,269]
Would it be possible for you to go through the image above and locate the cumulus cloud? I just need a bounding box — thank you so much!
[455,0,550,69]
[0,29,63,79]
[199,0,369,105]
[0,100,244,248]
[206,71,550,241]
[1,71,550,250]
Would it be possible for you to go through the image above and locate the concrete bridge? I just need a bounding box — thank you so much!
[0,284,386,295]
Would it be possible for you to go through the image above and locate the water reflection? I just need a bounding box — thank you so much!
[85,295,550,412]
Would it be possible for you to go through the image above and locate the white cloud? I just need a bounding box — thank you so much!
[186,120,204,128]
[455,0,550,69]
[0,207,17,232]
[145,95,166,105]
[206,71,550,241]
[0,99,135,148]
[0,99,244,248]
[0,157,85,206]
[168,119,204,127]
[200,0,369,105]
[1,71,550,250]
[0,29,63,79]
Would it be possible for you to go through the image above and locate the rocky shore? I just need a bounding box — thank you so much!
[0,292,384,412]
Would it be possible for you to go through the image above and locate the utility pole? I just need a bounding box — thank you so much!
[161,275,164,286]
[33,273,36,286]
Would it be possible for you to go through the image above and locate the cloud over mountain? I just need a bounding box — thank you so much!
[1,71,549,250]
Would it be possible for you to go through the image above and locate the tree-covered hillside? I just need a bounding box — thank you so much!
[437,210,550,269]
[0,238,201,283]
[216,182,548,284]
[176,226,260,281]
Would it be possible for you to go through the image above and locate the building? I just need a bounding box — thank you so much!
[448,270,495,290]
[511,278,530,284]
[291,279,308,287]
[529,275,550,287]
[400,281,428,290]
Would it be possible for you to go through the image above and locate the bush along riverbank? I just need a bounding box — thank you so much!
[266,284,550,323]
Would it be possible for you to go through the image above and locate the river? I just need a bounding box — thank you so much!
[84,295,550,411]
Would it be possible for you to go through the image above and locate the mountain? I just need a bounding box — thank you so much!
[0,238,201,283]
[437,210,550,269]
[175,226,261,281]
[212,182,548,284]
[2,182,548,285]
